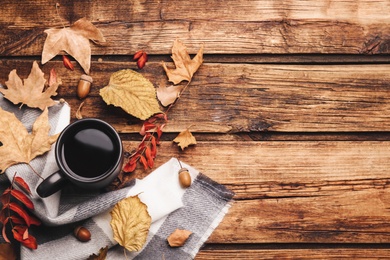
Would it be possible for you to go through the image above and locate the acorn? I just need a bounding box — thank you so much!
[77,74,93,99]
[74,226,91,242]
[178,168,191,188]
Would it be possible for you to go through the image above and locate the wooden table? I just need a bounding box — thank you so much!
[2,1,390,258]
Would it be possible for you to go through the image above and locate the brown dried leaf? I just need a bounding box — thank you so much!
[161,39,204,85]
[110,195,151,252]
[87,246,108,260]
[167,229,192,247]
[0,61,59,110]
[100,69,162,120]
[0,243,17,260]
[75,101,85,119]
[173,129,197,150]
[42,18,106,74]
[0,107,59,173]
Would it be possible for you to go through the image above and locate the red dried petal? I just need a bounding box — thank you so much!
[133,50,144,60]
[144,146,154,168]
[140,121,156,136]
[136,54,147,69]
[12,226,38,249]
[151,136,157,158]
[123,161,137,173]
[8,203,40,227]
[62,55,74,71]
[10,189,34,209]
[14,177,31,195]
[2,218,10,243]
[139,155,148,170]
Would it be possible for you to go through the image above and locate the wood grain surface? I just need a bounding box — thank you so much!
[2,0,390,258]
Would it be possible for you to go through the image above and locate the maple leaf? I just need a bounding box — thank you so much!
[167,229,193,247]
[158,39,204,106]
[100,69,162,120]
[110,195,151,252]
[0,61,59,110]
[41,18,106,74]
[162,39,204,85]
[0,107,59,173]
[173,129,197,150]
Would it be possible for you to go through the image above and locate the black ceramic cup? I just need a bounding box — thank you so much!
[36,118,123,198]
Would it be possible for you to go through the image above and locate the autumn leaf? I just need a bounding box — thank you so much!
[158,39,204,106]
[173,129,197,150]
[42,17,106,74]
[0,243,17,260]
[0,61,59,110]
[110,195,151,252]
[0,107,59,173]
[87,246,108,260]
[167,229,193,247]
[162,39,204,85]
[100,69,162,120]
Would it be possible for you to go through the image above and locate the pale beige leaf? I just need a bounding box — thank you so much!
[167,229,193,247]
[162,39,204,85]
[100,69,162,120]
[156,84,184,107]
[41,18,106,74]
[0,61,59,110]
[173,129,197,150]
[0,107,59,173]
[110,195,151,252]
[75,101,85,119]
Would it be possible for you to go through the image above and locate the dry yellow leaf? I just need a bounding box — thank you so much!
[167,229,193,247]
[0,107,59,173]
[42,18,106,74]
[87,246,108,260]
[110,195,151,252]
[0,61,59,110]
[173,129,197,150]
[100,69,162,120]
[161,39,204,85]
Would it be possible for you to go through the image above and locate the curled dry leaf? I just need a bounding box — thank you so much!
[173,129,197,150]
[157,39,204,106]
[110,195,151,252]
[0,61,59,110]
[87,246,108,260]
[100,69,162,120]
[42,18,106,74]
[0,107,59,173]
[167,229,193,247]
[76,101,85,119]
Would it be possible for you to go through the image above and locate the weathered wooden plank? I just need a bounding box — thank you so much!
[121,141,390,243]
[2,60,390,133]
[196,248,390,259]
[1,0,390,55]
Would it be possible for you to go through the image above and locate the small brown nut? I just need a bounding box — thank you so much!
[74,226,91,242]
[178,168,191,188]
[77,74,93,99]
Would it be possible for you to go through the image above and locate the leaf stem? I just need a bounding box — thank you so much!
[27,163,44,180]
[55,3,66,29]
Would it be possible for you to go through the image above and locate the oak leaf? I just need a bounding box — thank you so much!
[158,39,204,106]
[100,69,162,120]
[42,18,106,74]
[0,107,59,173]
[0,61,59,110]
[173,129,197,150]
[167,229,193,247]
[110,195,151,252]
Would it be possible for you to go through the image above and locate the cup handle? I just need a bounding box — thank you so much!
[36,171,67,198]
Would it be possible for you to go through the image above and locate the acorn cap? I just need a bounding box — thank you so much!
[80,74,93,83]
[178,168,188,174]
